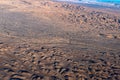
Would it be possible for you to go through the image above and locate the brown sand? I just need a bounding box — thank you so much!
[0,0,120,80]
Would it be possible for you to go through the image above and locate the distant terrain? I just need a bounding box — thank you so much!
[0,0,120,80]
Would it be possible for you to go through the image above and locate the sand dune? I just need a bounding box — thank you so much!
[0,0,120,80]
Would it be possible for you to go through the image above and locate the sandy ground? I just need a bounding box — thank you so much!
[0,0,120,80]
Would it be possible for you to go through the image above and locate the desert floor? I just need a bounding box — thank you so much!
[0,0,120,80]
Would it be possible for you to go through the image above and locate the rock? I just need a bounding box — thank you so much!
[89,74,94,78]
[64,75,69,80]
[31,74,44,80]
[111,66,120,69]
[59,67,70,74]
[88,60,97,64]
[51,76,61,80]
[18,70,29,73]
[118,19,120,23]
[9,78,23,80]
[0,42,3,44]
[0,68,14,72]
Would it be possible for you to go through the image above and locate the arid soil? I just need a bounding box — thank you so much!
[0,0,120,80]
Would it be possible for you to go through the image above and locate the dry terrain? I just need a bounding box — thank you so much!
[0,0,120,80]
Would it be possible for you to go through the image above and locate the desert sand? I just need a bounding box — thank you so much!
[0,0,120,80]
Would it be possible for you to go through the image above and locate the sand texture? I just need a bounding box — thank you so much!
[0,0,120,80]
